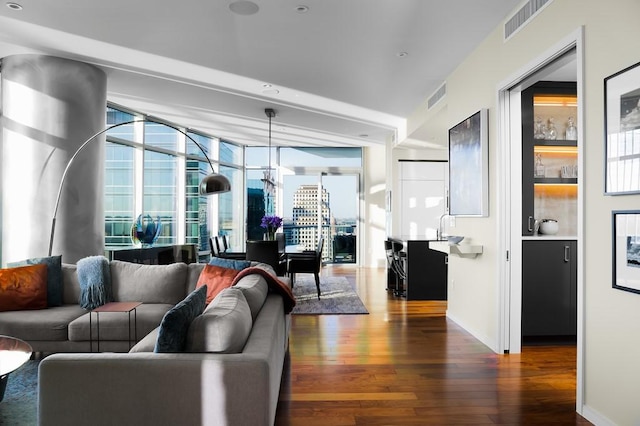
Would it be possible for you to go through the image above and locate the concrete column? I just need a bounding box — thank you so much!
[1,54,107,264]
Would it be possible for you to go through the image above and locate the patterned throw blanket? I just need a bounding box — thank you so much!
[77,255,112,310]
[232,266,296,314]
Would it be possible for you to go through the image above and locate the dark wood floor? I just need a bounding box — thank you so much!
[275,265,591,425]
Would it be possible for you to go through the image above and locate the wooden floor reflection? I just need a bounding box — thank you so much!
[275,265,591,425]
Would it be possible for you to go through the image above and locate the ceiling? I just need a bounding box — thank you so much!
[0,0,523,149]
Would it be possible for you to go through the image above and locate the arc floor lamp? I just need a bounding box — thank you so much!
[48,119,231,256]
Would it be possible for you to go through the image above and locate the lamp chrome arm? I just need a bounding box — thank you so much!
[48,119,230,256]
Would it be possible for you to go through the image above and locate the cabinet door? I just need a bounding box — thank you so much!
[521,82,577,236]
[522,240,576,336]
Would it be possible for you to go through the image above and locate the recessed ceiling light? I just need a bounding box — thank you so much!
[263,83,272,88]
[6,2,23,10]
[397,51,409,58]
[228,1,259,16]
[295,5,309,13]
[359,134,369,138]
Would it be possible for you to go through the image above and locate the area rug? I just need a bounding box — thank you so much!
[0,359,38,425]
[291,275,368,314]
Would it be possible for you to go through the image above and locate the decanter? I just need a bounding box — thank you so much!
[535,154,545,178]
[545,117,557,140]
[534,116,546,139]
[565,116,577,140]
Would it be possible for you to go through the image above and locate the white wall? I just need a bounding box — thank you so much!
[405,0,640,424]
[362,145,386,268]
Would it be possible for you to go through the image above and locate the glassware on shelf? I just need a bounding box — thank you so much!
[565,116,577,140]
[535,154,546,178]
[534,116,546,139]
[544,117,557,140]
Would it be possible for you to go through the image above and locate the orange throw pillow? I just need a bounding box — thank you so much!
[0,263,48,311]
[196,264,240,304]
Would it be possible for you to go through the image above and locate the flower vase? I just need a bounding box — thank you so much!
[264,230,276,241]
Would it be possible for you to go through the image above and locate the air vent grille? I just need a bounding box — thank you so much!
[428,83,446,110]
[504,0,551,41]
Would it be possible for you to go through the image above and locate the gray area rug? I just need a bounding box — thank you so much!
[291,275,368,314]
[0,359,38,425]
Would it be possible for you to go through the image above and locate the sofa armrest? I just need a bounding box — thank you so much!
[39,352,273,426]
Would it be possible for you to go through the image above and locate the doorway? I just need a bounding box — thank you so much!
[497,28,584,410]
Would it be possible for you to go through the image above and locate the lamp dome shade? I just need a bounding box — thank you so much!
[199,173,231,195]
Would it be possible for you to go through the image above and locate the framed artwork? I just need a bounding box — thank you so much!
[612,210,640,294]
[604,61,640,194]
[448,109,489,216]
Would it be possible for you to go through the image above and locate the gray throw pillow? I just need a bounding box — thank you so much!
[8,255,63,306]
[154,286,207,353]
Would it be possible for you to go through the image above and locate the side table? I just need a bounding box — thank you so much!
[0,335,32,402]
[89,302,142,352]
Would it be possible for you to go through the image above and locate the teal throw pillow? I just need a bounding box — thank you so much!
[209,257,251,271]
[8,255,63,306]
[154,286,207,353]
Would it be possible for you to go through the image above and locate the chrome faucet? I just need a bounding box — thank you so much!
[437,213,449,240]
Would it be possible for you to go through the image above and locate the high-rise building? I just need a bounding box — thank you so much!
[290,184,333,260]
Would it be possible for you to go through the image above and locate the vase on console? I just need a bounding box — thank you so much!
[130,214,162,247]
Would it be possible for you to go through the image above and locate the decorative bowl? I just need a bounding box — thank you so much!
[447,236,464,245]
[539,219,559,235]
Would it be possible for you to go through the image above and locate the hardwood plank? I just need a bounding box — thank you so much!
[275,265,591,425]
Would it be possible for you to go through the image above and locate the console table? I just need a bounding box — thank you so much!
[104,244,197,265]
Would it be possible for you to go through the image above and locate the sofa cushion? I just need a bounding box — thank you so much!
[0,305,87,341]
[8,255,63,306]
[129,326,160,352]
[62,263,82,305]
[209,257,251,270]
[185,263,205,294]
[185,287,252,353]
[68,303,174,342]
[110,261,188,304]
[233,273,268,321]
[0,264,48,311]
[154,286,207,353]
[196,264,239,304]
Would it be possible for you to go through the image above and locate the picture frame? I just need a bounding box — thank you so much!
[604,61,640,194]
[448,109,489,216]
[612,210,640,294]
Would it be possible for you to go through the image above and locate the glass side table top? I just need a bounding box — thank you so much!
[0,335,32,376]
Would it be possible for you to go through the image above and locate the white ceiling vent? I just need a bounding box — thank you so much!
[504,0,552,41]
[427,83,446,110]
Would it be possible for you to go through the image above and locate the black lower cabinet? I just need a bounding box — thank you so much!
[405,240,448,300]
[522,240,577,337]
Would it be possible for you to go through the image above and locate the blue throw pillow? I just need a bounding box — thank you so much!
[154,286,207,353]
[8,255,63,306]
[209,257,251,271]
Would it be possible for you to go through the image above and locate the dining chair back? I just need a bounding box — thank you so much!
[287,237,324,299]
[246,240,286,275]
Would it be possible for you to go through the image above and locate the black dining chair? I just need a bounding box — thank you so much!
[213,235,246,260]
[245,240,286,275]
[287,237,324,299]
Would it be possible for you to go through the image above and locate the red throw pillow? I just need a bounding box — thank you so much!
[196,264,240,304]
[0,263,48,311]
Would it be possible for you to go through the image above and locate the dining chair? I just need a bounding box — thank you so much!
[390,240,406,297]
[245,240,286,275]
[287,237,324,299]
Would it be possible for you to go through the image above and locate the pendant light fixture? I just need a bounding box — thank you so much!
[262,108,277,212]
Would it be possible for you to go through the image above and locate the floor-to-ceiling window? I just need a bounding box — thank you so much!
[218,141,243,250]
[104,105,232,257]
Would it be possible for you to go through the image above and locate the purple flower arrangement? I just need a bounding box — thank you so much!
[260,215,282,240]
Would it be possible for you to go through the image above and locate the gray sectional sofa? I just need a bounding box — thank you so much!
[1,259,291,426]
